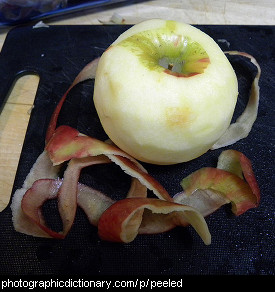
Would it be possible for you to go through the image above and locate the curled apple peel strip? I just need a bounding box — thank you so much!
[11,151,61,238]
[98,198,211,245]
[46,57,100,144]
[12,177,115,238]
[19,155,111,238]
[177,149,260,216]
[217,149,260,205]
[173,189,230,218]
[212,51,261,149]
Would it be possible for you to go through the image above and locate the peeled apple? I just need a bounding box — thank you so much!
[94,19,238,165]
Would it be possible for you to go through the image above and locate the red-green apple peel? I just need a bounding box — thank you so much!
[94,19,238,165]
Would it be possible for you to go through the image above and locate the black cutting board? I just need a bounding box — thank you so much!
[0,24,274,276]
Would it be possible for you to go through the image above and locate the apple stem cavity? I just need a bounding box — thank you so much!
[115,24,210,80]
[159,57,184,74]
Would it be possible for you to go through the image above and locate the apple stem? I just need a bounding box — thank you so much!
[168,63,174,71]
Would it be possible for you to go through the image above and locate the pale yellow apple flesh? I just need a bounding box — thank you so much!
[94,19,238,165]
